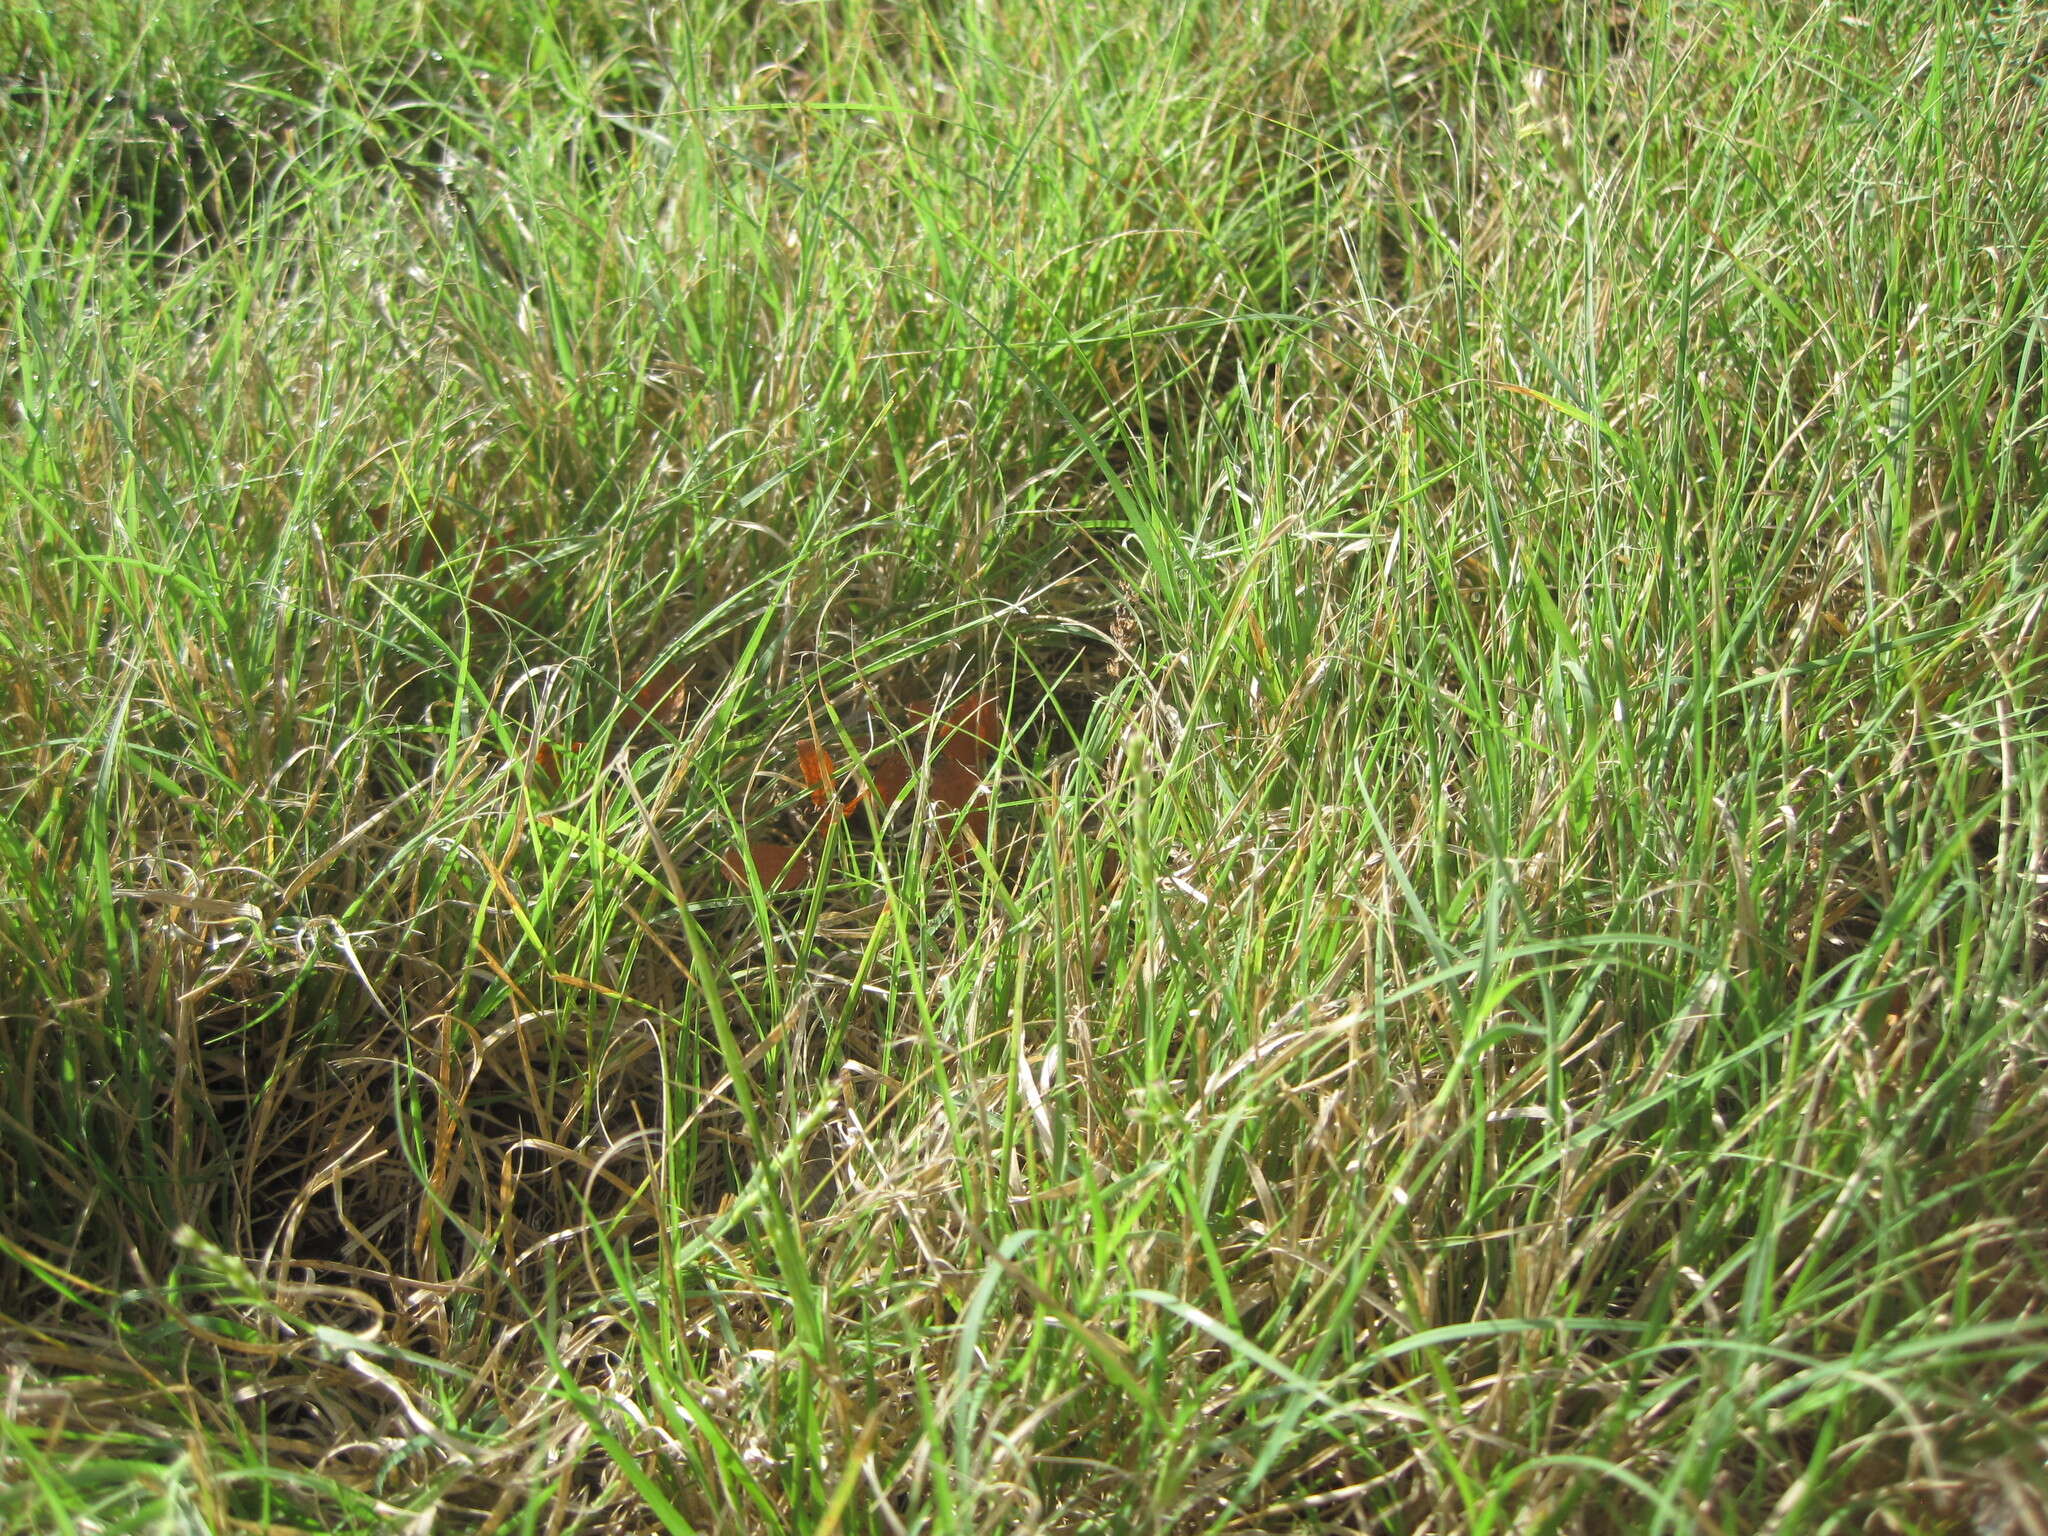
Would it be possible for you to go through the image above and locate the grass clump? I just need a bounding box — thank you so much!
[3,0,2046,1531]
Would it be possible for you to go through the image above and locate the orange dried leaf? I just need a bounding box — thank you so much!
[940,689,1001,770]
[533,740,564,790]
[720,841,814,893]
[927,757,990,863]
[908,689,1002,771]
[948,805,991,863]
[796,741,837,812]
[861,751,916,811]
[924,757,982,812]
[798,743,918,824]
[472,567,538,619]
[531,739,584,792]
[630,663,691,730]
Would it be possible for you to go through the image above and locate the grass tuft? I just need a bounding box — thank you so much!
[4,1,2047,1531]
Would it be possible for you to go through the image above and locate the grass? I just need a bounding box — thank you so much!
[2,0,2046,1530]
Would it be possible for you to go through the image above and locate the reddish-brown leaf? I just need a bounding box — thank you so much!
[532,739,568,791]
[924,757,982,812]
[924,758,991,863]
[942,688,1002,769]
[908,689,1002,770]
[855,751,917,815]
[467,545,541,619]
[797,741,920,823]
[628,662,692,731]
[796,740,837,812]
[720,841,815,893]
[794,691,997,843]
[950,805,990,862]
